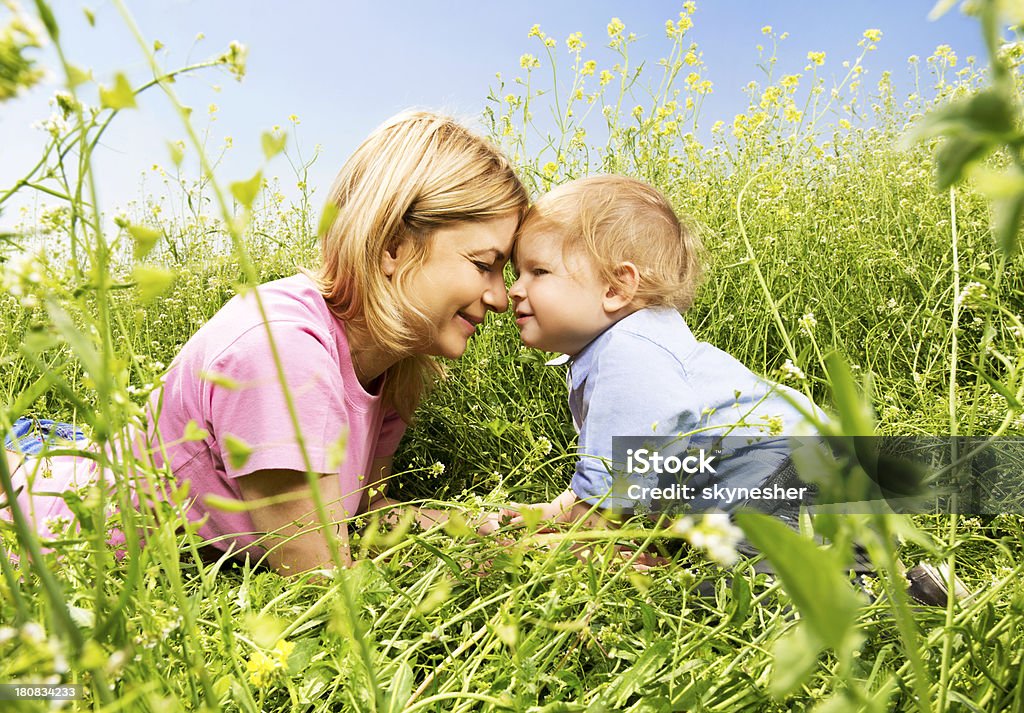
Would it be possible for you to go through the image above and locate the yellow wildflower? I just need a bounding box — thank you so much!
[582,60,596,76]
[784,104,803,122]
[863,28,882,43]
[599,70,614,86]
[760,85,782,108]
[567,32,585,51]
[245,639,294,687]
[807,51,826,66]
[607,17,625,38]
[761,25,772,35]
[684,50,698,65]
[520,53,540,70]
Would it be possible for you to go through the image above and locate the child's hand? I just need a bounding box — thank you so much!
[473,506,524,536]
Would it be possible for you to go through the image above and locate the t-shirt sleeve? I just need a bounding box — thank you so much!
[373,410,407,460]
[206,322,348,479]
[570,333,701,510]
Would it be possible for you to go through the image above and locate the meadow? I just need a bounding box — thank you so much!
[2,2,1024,711]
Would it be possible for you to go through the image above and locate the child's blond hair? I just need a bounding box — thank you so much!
[315,110,528,419]
[521,175,703,310]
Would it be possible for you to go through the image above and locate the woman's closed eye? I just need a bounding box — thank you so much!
[472,260,495,273]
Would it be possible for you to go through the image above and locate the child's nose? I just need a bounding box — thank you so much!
[508,276,525,303]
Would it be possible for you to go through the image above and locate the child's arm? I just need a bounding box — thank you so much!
[513,488,619,530]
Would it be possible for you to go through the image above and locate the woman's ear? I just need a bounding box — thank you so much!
[603,261,640,313]
[381,241,402,278]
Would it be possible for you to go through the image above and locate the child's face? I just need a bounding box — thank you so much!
[509,229,616,356]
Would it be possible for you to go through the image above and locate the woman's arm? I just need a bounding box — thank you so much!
[237,468,351,574]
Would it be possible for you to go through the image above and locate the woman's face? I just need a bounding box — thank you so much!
[383,213,517,359]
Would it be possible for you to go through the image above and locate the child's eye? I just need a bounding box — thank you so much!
[532,268,549,277]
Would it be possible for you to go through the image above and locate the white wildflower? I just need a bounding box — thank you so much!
[798,312,817,335]
[779,358,806,382]
[956,281,988,310]
[673,512,741,566]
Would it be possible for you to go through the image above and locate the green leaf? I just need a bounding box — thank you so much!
[728,571,751,624]
[604,640,672,707]
[45,299,102,384]
[83,6,95,26]
[910,90,1016,141]
[127,224,160,259]
[167,140,184,168]
[734,511,862,650]
[969,165,1024,199]
[485,418,511,437]
[244,613,285,649]
[223,434,253,469]
[992,192,1024,257]
[67,64,92,88]
[935,135,989,191]
[182,419,210,442]
[230,170,262,208]
[770,624,822,698]
[261,130,286,160]
[825,354,876,437]
[34,0,60,39]
[99,72,137,110]
[131,265,175,303]
[442,511,474,538]
[198,370,240,390]
[170,480,191,506]
[978,369,1022,409]
[317,201,339,239]
[203,494,256,513]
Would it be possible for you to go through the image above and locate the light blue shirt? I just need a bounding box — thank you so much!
[562,307,822,512]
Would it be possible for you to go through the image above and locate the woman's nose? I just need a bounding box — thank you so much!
[484,272,509,312]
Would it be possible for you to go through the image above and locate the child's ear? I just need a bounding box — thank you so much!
[603,261,640,313]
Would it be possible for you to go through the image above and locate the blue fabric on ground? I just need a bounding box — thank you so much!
[3,417,87,456]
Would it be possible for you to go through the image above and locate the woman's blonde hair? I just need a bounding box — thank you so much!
[315,110,527,420]
[520,175,703,311]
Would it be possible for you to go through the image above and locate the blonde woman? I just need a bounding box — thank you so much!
[3,110,527,574]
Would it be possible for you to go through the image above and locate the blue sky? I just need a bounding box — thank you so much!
[0,1,987,230]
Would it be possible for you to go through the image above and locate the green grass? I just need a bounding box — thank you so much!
[3,2,1024,711]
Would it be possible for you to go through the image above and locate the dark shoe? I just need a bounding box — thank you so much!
[906,562,970,607]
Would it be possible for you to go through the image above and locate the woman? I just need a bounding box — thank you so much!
[3,110,528,574]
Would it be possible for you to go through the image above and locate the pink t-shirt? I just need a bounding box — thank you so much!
[149,273,406,554]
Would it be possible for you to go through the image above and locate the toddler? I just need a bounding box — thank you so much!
[508,175,821,525]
